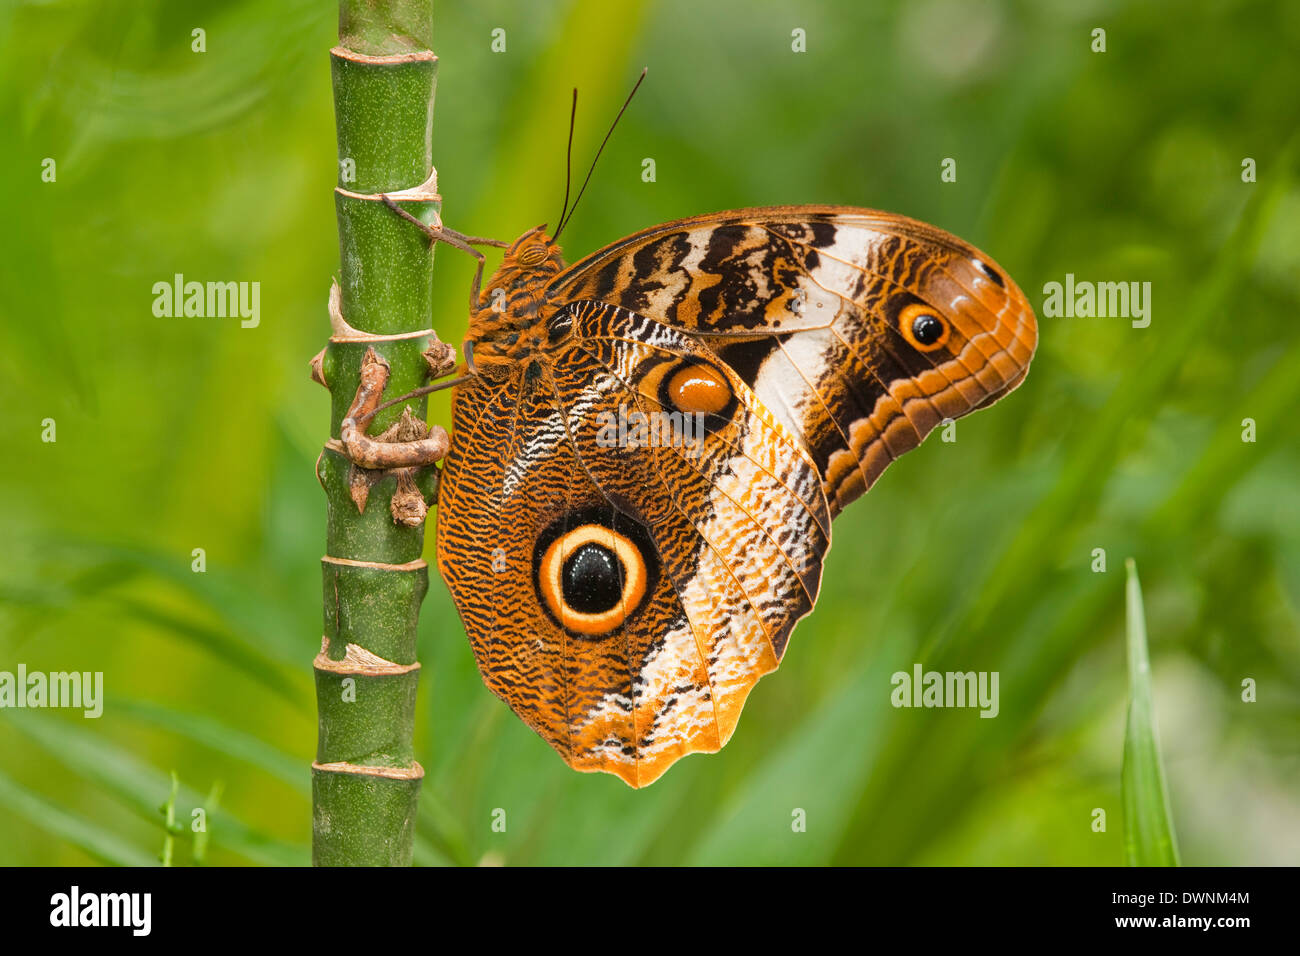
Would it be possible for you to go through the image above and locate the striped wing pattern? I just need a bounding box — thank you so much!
[552,207,1038,513]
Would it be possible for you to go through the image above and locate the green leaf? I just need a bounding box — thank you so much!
[1121,559,1181,866]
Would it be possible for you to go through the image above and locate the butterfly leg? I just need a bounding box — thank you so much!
[349,366,472,429]
[380,195,508,313]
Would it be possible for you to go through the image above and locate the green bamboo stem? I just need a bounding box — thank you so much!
[311,0,441,867]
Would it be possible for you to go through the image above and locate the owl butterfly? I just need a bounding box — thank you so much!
[415,82,1037,788]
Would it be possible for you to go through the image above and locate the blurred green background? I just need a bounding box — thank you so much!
[1,0,1297,866]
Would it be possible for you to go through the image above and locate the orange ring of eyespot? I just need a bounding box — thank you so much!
[898,302,951,352]
[518,244,549,266]
[538,524,646,636]
[666,363,732,416]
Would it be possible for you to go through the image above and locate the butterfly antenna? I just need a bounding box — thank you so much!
[554,67,647,240]
[555,88,578,234]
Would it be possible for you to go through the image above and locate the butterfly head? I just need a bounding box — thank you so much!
[466,225,568,370]
[502,224,565,275]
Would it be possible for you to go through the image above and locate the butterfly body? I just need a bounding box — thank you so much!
[437,205,1036,787]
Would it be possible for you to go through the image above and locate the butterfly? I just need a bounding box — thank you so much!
[387,82,1038,788]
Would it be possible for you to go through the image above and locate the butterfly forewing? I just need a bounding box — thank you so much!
[551,206,1037,513]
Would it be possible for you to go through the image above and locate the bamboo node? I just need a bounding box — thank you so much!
[314,639,420,675]
[328,280,360,339]
[329,46,438,67]
[320,555,427,571]
[312,760,425,782]
[327,281,434,343]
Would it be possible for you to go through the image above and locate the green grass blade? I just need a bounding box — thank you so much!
[0,768,156,867]
[1121,558,1181,866]
[7,712,307,866]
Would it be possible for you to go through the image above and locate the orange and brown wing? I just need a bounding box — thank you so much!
[550,206,1038,513]
[438,206,1037,787]
[436,302,829,787]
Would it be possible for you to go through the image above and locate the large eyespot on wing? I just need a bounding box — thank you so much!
[440,354,751,789]
[437,370,690,786]
[533,506,656,638]
[544,300,831,786]
[548,206,1036,515]
[439,299,833,788]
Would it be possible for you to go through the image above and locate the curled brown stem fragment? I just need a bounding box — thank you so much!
[341,347,449,469]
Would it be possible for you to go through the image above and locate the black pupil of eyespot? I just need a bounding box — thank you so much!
[562,543,624,614]
[912,313,943,345]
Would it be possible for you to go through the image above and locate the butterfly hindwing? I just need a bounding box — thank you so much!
[436,300,830,787]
